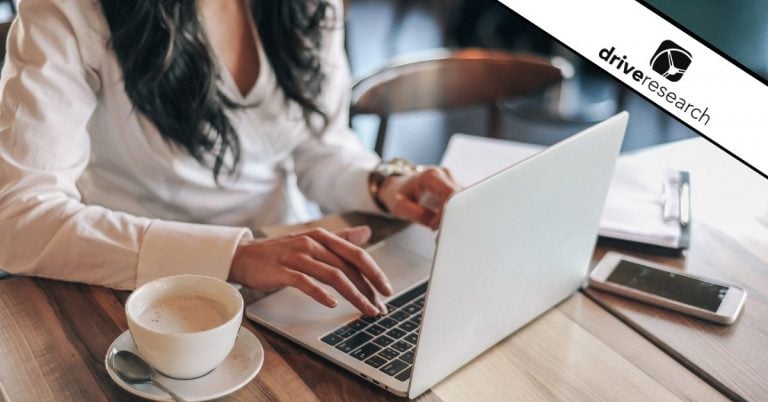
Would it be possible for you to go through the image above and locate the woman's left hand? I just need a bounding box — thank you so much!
[377,167,462,230]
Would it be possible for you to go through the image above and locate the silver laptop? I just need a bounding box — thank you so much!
[246,112,628,398]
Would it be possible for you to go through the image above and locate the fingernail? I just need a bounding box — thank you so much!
[369,305,380,316]
[419,192,442,213]
[352,233,366,244]
[378,301,388,316]
[328,296,338,307]
[385,283,394,295]
[350,226,371,244]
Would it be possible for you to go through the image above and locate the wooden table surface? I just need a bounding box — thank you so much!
[580,137,768,402]
[587,221,768,401]
[0,212,742,402]
[0,274,723,401]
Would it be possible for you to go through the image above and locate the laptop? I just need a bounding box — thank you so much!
[246,112,628,398]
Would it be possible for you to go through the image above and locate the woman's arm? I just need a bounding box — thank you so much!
[0,0,250,289]
[291,0,460,221]
[290,2,381,214]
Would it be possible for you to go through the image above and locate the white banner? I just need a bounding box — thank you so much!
[498,0,767,177]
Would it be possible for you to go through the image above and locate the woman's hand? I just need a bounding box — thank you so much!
[228,226,392,316]
[377,167,462,230]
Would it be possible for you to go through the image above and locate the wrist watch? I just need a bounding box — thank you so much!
[368,158,424,212]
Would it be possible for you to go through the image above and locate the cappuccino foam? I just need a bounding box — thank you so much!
[138,294,230,333]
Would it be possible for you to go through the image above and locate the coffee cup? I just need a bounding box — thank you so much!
[125,275,244,379]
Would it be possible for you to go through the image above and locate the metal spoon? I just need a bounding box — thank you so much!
[112,350,187,402]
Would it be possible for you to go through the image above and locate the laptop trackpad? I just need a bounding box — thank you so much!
[246,225,434,331]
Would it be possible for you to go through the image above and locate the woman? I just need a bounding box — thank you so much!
[0,0,459,316]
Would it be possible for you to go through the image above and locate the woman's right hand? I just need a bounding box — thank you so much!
[228,226,392,316]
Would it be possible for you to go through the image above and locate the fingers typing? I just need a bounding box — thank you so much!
[304,228,393,296]
[285,252,379,316]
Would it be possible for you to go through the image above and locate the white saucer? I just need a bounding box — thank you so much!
[105,327,264,401]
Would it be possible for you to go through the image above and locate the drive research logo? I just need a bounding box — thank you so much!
[598,44,711,126]
[650,40,692,82]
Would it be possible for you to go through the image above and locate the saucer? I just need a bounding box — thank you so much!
[105,327,264,401]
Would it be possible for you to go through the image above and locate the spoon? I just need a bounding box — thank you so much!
[112,350,187,402]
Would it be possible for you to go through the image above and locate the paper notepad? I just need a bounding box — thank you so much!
[441,134,690,250]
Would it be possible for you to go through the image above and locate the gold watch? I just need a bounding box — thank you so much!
[368,158,424,212]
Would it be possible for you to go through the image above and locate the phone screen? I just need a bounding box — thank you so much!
[606,260,728,312]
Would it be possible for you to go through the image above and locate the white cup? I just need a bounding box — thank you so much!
[125,275,244,379]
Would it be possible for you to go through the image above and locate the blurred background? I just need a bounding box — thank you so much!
[1,0,765,165]
[643,0,768,77]
[346,0,768,164]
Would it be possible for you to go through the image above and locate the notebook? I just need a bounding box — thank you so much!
[441,134,690,251]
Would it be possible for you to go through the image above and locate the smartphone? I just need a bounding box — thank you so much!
[589,252,747,324]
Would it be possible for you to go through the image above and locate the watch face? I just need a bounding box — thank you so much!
[369,159,423,211]
[390,158,424,175]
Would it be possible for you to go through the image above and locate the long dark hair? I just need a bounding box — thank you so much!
[99,0,333,181]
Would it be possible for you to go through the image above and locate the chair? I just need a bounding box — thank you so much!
[350,48,565,155]
[0,21,10,54]
[0,19,12,67]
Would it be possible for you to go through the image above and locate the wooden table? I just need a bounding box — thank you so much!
[586,221,768,401]
[0,268,724,401]
[0,212,727,402]
[582,139,768,402]
[0,138,765,401]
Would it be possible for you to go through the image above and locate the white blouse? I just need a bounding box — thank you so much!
[0,0,380,289]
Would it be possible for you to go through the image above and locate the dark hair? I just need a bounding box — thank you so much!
[99,0,333,181]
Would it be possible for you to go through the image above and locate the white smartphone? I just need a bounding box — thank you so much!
[589,252,747,325]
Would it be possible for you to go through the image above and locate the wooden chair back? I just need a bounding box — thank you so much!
[0,21,11,63]
[351,48,564,155]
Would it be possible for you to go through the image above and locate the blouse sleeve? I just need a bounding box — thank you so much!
[290,1,382,214]
[0,0,251,290]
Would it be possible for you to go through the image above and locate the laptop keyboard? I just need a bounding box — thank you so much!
[320,281,428,381]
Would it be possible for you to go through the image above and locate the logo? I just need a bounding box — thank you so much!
[598,45,711,126]
[650,40,692,82]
